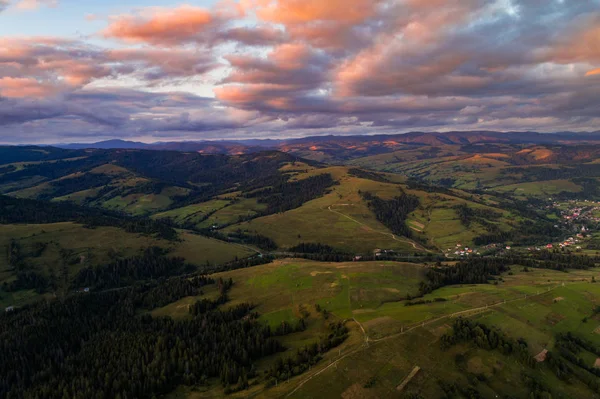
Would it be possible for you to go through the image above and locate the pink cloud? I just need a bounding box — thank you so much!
[0,38,220,99]
[545,14,600,64]
[253,0,377,24]
[103,5,214,45]
[0,77,58,98]
[586,68,600,77]
[10,0,57,10]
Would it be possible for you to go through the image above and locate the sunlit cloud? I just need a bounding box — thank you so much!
[0,0,599,143]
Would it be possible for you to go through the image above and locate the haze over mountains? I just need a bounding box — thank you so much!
[55,130,600,154]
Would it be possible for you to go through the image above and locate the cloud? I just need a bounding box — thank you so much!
[102,4,287,48]
[218,26,286,46]
[216,43,332,112]
[13,0,57,10]
[103,5,215,46]
[0,38,221,98]
[0,77,59,97]
[2,0,600,143]
[586,68,600,77]
[0,0,57,12]
[542,12,600,65]
[252,0,378,24]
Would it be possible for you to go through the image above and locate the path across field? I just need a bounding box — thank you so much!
[285,281,576,397]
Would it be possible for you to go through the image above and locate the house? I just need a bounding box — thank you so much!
[5,306,14,313]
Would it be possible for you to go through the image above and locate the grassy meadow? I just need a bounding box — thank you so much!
[155,259,600,398]
[0,223,254,308]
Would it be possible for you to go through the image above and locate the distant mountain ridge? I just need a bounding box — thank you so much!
[53,131,600,151]
[52,130,600,159]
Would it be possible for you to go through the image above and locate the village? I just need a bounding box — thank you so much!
[439,199,600,259]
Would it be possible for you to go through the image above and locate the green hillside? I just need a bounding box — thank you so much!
[158,258,600,398]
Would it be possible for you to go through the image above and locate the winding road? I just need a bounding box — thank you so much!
[285,281,574,397]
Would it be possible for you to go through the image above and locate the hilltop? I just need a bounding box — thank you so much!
[2,140,600,399]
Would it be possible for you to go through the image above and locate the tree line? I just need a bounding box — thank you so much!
[454,203,502,228]
[71,247,196,290]
[0,195,178,240]
[0,275,284,398]
[265,320,348,386]
[361,191,420,238]
[247,173,338,215]
[419,258,510,295]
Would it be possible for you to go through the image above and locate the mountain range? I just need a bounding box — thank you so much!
[54,130,600,157]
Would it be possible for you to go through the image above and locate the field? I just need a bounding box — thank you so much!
[4,143,600,398]
[492,179,582,197]
[101,186,191,215]
[196,198,268,229]
[223,169,418,253]
[0,223,254,308]
[152,199,231,225]
[156,259,600,398]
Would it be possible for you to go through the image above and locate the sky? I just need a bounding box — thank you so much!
[0,0,599,144]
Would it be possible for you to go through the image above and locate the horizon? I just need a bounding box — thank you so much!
[1,1,599,144]
[4,129,600,146]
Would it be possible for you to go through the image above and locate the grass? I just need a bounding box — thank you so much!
[152,199,231,224]
[53,188,102,204]
[102,192,173,215]
[492,179,582,197]
[209,259,427,322]
[196,198,267,228]
[131,258,600,398]
[223,167,515,252]
[151,285,220,320]
[0,223,254,307]
[261,308,298,329]
[225,170,419,253]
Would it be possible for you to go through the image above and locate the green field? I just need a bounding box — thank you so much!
[196,198,267,228]
[102,186,191,215]
[152,199,231,225]
[225,170,424,253]
[159,259,600,398]
[492,179,582,197]
[221,167,516,252]
[0,223,254,308]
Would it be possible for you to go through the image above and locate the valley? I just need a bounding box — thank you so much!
[3,132,600,398]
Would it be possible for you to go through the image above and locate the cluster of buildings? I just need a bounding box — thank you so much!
[551,199,600,224]
[445,243,481,257]
[540,235,585,251]
[374,249,395,257]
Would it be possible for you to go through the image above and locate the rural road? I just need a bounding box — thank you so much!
[326,205,433,253]
[285,281,574,397]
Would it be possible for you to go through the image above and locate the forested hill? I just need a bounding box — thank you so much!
[0,145,559,254]
[0,195,177,240]
[0,147,320,212]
